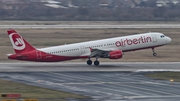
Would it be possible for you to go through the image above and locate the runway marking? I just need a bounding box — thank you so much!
[39,72,180,97]
[39,80,117,97]
[39,72,148,96]
[54,81,158,85]
[87,83,143,96]
[43,71,105,82]
[38,71,180,97]
[123,95,180,99]
[136,69,180,72]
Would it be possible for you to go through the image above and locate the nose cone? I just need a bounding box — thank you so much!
[166,37,172,43]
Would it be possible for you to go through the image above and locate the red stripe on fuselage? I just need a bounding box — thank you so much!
[8,50,88,62]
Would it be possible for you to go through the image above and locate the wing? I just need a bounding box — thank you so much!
[89,48,122,59]
[89,48,108,58]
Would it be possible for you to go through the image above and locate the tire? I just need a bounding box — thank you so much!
[87,60,92,65]
[94,60,100,66]
[153,53,157,56]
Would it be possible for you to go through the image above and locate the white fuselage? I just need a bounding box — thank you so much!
[38,32,171,57]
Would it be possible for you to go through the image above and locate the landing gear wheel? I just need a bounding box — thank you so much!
[153,53,157,56]
[94,60,100,66]
[87,60,92,65]
[152,48,157,56]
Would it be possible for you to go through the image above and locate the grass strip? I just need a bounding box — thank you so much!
[146,72,180,82]
[0,79,88,99]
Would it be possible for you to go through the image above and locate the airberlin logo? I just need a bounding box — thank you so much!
[115,36,152,47]
[9,33,25,50]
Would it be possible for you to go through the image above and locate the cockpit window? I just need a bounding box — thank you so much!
[160,35,165,38]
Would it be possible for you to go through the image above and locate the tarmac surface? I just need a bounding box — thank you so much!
[0,62,180,72]
[1,24,180,29]
[0,62,180,101]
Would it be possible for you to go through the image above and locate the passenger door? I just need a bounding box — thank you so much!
[36,51,42,59]
[151,34,157,43]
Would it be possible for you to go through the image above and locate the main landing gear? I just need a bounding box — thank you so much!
[87,57,100,66]
[152,48,157,56]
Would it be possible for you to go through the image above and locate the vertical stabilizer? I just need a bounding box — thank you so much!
[7,30,36,54]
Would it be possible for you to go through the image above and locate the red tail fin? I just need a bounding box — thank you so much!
[7,30,36,54]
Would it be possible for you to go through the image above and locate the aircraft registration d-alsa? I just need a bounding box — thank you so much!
[7,30,171,66]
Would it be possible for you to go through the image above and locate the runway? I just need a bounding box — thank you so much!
[0,62,180,72]
[1,24,180,29]
[0,62,180,101]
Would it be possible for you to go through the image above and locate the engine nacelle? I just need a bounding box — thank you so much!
[108,50,123,59]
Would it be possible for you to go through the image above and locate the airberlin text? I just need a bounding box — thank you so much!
[115,36,152,47]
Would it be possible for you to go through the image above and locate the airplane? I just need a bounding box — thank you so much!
[7,29,171,66]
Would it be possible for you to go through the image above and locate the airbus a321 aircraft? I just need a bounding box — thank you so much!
[7,30,171,66]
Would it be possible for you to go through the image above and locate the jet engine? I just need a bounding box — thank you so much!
[108,50,123,59]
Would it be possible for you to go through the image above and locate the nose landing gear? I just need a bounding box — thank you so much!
[153,53,157,56]
[152,48,157,56]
